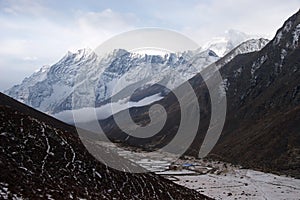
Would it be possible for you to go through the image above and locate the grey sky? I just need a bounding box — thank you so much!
[0,0,299,91]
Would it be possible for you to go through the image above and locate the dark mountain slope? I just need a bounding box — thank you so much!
[207,9,300,177]
[101,10,300,178]
[0,92,211,199]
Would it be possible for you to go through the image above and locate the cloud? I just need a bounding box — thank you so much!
[73,9,139,49]
[1,0,53,16]
[53,94,163,125]
[78,9,138,31]
[23,56,38,61]
[149,0,300,43]
[0,0,299,91]
[0,4,139,91]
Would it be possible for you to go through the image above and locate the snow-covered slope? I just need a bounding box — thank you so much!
[6,65,51,104]
[216,38,270,67]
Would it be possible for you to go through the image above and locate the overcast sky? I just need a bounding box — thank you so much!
[0,0,299,91]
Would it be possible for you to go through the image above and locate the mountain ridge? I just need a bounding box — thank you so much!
[5,37,268,122]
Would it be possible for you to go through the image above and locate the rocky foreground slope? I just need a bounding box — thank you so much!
[0,93,211,199]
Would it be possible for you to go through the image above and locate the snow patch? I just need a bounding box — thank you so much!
[218,78,228,97]
[274,31,283,45]
[292,24,300,47]
[233,67,242,78]
[283,21,293,32]
[251,55,267,76]
[281,49,287,60]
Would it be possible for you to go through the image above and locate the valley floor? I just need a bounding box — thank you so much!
[162,163,300,200]
[99,141,300,200]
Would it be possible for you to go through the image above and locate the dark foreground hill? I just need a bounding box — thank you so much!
[0,93,211,199]
[101,10,300,178]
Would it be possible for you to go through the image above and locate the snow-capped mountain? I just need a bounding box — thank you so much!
[5,48,219,115]
[5,35,269,120]
[202,29,262,57]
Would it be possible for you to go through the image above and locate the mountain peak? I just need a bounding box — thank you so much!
[60,48,95,64]
[225,29,249,40]
[111,48,130,57]
[203,29,253,57]
[34,65,51,73]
